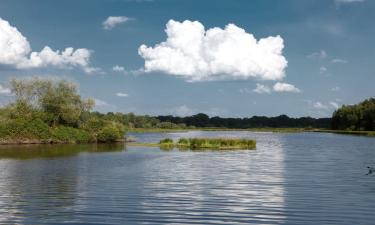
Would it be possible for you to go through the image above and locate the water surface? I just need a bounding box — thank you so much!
[0,131,374,224]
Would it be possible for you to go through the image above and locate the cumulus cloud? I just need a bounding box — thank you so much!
[253,83,271,94]
[0,85,11,95]
[116,92,128,97]
[103,16,130,30]
[112,65,125,72]
[138,20,288,82]
[0,18,97,73]
[273,82,301,93]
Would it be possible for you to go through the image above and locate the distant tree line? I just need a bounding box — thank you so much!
[332,98,375,131]
[156,114,331,129]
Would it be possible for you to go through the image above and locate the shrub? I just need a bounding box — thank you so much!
[52,126,94,143]
[97,124,122,142]
[24,119,51,139]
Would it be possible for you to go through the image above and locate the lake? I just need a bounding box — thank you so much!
[0,131,374,224]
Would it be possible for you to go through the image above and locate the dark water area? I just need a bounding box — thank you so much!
[0,131,374,224]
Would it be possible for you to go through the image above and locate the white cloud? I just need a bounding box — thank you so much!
[329,101,340,109]
[112,65,125,72]
[93,98,109,107]
[313,101,328,109]
[253,83,271,94]
[103,16,130,30]
[138,20,288,82]
[331,58,348,64]
[273,82,301,93]
[116,92,128,97]
[0,17,97,73]
[307,50,327,59]
[311,101,340,110]
[0,85,11,95]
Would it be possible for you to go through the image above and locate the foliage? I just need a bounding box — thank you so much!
[0,77,125,144]
[332,98,375,131]
[156,114,331,129]
[51,126,94,143]
[97,124,123,142]
[10,77,95,127]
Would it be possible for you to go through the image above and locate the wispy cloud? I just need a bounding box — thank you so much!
[94,98,109,107]
[329,101,340,109]
[307,50,327,59]
[331,58,348,64]
[112,65,125,72]
[320,66,328,74]
[116,92,128,97]
[253,83,271,94]
[273,82,301,93]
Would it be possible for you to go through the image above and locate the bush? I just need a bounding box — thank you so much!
[52,126,94,143]
[97,124,122,142]
[24,119,51,139]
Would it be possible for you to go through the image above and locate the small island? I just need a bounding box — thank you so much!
[130,137,256,150]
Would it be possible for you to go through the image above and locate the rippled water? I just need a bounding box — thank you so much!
[0,131,374,224]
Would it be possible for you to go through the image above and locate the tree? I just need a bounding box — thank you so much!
[9,77,94,127]
[332,98,375,131]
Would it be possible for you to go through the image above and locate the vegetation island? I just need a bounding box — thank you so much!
[160,138,256,150]
[0,77,374,145]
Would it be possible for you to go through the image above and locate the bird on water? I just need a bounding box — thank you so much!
[366,167,374,175]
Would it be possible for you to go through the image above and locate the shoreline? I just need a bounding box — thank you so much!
[0,128,374,146]
[0,138,126,146]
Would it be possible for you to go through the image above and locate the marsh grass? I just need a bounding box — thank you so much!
[176,138,256,150]
[155,137,256,150]
[158,138,174,149]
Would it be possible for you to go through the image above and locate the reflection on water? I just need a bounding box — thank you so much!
[0,143,125,159]
[0,131,375,224]
[0,143,125,224]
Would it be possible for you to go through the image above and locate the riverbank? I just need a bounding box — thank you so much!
[310,129,375,137]
[0,138,126,145]
[130,127,375,137]
[129,127,308,133]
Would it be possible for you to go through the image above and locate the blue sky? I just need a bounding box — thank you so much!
[0,0,374,118]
